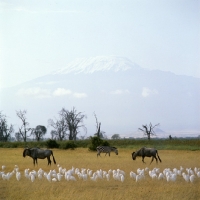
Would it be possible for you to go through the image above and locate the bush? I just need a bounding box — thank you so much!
[60,141,77,150]
[46,139,59,148]
[88,136,110,151]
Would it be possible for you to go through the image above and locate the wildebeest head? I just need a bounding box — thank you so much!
[132,152,136,160]
[23,148,30,157]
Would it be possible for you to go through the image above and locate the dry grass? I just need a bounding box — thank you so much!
[0,148,200,200]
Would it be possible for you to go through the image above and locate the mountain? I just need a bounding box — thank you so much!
[1,56,200,138]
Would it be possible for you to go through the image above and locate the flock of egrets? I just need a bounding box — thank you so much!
[0,164,200,184]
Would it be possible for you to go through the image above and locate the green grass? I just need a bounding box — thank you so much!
[0,138,199,150]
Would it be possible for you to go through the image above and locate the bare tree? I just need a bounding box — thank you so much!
[60,107,87,140]
[15,132,23,141]
[93,112,106,139]
[31,125,47,141]
[0,112,14,141]
[138,122,160,140]
[48,117,68,141]
[16,110,32,142]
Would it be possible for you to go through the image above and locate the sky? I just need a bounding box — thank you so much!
[0,0,199,88]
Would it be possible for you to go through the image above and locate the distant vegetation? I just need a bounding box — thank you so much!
[0,138,199,151]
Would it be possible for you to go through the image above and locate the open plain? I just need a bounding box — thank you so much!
[0,148,199,200]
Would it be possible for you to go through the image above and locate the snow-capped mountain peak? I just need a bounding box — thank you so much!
[52,56,139,74]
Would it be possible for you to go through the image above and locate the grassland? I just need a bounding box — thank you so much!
[0,148,200,200]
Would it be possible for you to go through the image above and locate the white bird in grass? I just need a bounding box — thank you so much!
[120,174,125,182]
[106,173,110,181]
[182,173,190,182]
[136,174,143,182]
[130,171,136,180]
[158,173,165,180]
[57,173,63,181]
[2,165,5,170]
[189,175,195,183]
[16,172,21,181]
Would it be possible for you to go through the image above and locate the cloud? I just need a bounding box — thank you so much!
[73,93,87,98]
[17,87,51,98]
[17,87,87,99]
[53,88,72,96]
[111,89,130,95]
[142,87,158,97]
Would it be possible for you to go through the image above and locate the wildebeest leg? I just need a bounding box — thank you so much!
[33,158,36,166]
[156,151,162,163]
[150,156,154,164]
[47,157,51,165]
[109,152,110,156]
[142,157,146,164]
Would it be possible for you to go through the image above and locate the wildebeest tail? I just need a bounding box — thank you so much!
[156,150,162,163]
[51,151,56,164]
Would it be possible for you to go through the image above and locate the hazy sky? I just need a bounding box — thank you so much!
[0,0,199,88]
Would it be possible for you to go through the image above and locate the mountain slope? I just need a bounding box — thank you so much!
[1,56,199,138]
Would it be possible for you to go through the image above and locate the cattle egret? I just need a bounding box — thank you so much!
[30,174,35,182]
[16,172,21,181]
[2,165,5,170]
[158,173,165,180]
[120,174,125,182]
[190,175,195,183]
[106,174,110,181]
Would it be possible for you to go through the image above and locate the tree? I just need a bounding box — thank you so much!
[48,117,68,141]
[0,112,14,141]
[93,112,106,139]
[59,107,87,140]
[15,132,23,141]
[138,122,160,140]
[16,110,32,142]
[31,125,47,141]
[111,134,121,140]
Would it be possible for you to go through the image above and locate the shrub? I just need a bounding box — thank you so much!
[46,139,59,148]
[60,141,77,150]
[88,136,110,151]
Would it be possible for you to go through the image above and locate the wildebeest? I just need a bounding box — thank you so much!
[132,147,162,164]
[23,147,56,166]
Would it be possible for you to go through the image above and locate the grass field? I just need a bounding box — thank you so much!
[0,148,200,200]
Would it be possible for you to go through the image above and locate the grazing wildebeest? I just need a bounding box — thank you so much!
[132,147,162,164]
[23,147,56,166]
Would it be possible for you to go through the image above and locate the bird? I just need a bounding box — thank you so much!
[16,172,21,181]
[189,175,195,183]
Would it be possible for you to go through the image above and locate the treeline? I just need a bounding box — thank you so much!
[0,138,199,151]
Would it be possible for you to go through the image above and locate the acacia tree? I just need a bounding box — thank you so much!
[0,112,14,141]
[111,134,121,140]
[16,110,32,142]
[31,125,47,141]
[48,117,68,141]
[60,107,87,140]
[15,132,23,141]
[138,122,160,140]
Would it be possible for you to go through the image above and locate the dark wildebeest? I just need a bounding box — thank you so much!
[23,147,56,166]
[132,147,162,164]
